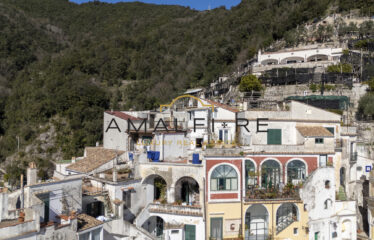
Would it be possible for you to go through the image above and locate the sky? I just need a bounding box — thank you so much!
[69,0,241,11]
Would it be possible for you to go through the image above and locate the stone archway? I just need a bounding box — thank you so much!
[245,204,269,240]
[142,174,168,203]
[174,177,200,206]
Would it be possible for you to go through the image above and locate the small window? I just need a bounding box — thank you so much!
[324,199,332,209]
[294,228,298,235]
[123,191,131,208]
[304,204,307,211]
[196,138,203,148]
[315,138,324,144]
[171,230,179,234]
[325,180,330,189]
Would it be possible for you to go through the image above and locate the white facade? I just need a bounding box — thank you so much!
[256,47,342,66]
[301,167,357,240]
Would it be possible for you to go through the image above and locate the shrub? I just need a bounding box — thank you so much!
[239,75,262,92]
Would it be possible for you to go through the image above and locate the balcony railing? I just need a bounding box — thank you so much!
[245,185,300,201]
[148,203,203,216]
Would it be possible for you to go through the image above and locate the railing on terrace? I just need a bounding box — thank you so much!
[147,203,203,216]
[245,185,300,201]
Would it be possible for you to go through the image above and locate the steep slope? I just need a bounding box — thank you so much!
[0,0,372,182]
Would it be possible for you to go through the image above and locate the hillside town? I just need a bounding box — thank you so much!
[0,4,374,240]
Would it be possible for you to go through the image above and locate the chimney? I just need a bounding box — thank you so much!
[72,157,76,163]
[27,162,37,186]
[96,141,99,147]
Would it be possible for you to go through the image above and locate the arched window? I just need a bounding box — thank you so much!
[324,199,332,209]
[276,203,299,233]
[211,165,238,191]
[245,160,257,189]
[287,160,306,184]
[261,160,281,188]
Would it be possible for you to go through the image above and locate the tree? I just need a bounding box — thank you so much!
[239,75,262,92]
[327,63,352,73]
[367,77,374,92]
[358,93,374,119]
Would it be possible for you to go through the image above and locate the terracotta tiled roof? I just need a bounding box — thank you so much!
[105,111,142,120]
[67,147,125,173]
[296,126,334,137]
[77,214,103,232]
[205,99,239,113]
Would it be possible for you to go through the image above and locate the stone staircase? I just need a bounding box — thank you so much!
[276,215,296,234]
[337,186,347,201]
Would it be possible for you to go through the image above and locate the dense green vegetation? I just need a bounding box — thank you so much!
[327,63,353,73]
[239,75,262,92]
[0,0,372,183]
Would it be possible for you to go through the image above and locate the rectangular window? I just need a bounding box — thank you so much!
[319,155,327,167]
[184,224,196,240]
[267,129,282,145]
[123,191,131,208]
[219,130,223,141]
[79,232,90,240]
[92,228,101,240]
[196,138,203,148]
[294,228,298,235]
[315,138,324,144]
[210,218,223,240]
[224,130,229,144]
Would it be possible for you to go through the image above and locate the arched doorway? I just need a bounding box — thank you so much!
[261,59,278,65]
[142,175,167,203]
[276,203,298,234]
[142,216,164,238]
[261,160,281,188]
[306,54,328,62]
[245,204,269,240]
[175,177,199,206]
[287,160,306,184]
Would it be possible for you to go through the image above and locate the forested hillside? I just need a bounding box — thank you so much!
[0,0,373,180]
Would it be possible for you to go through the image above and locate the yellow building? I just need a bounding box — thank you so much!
[207,200,309,240]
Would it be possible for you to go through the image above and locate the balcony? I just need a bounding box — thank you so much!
[147,203,203,217]
[245,184,301,201]
[350,152,358,163]
[335,139,343,152]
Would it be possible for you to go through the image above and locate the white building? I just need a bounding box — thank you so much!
[301,167,357,240]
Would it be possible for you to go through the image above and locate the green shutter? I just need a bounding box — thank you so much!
[267,129,282,145]
[185,224,196,240]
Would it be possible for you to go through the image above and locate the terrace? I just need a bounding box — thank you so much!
[147,203,203,217]
[245,183,301,201]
